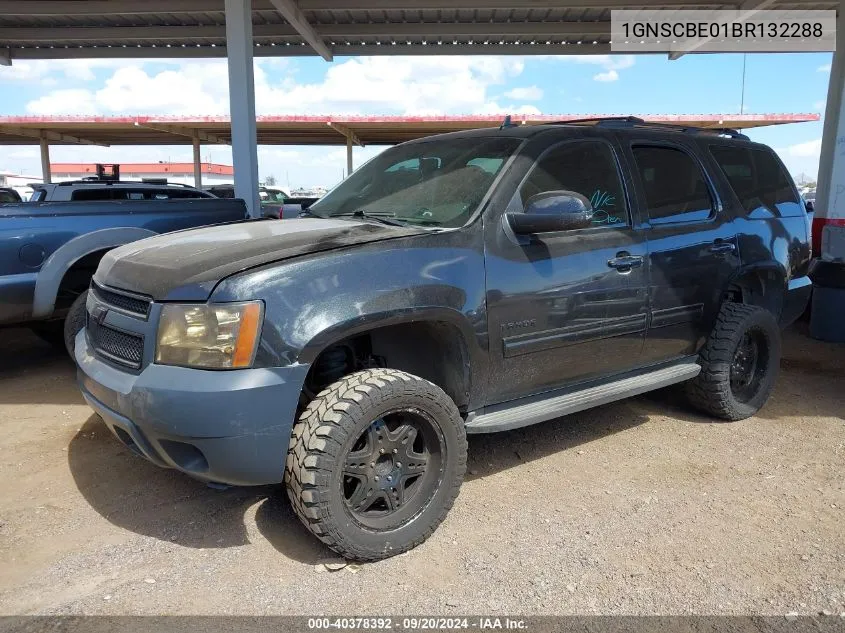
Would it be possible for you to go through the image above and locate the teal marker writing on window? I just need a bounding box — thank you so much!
[590,190,621,225]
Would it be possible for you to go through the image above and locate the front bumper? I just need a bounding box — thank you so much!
[76,330,310,486]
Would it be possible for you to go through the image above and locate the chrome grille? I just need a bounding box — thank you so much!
[91,282,150,318]
[87,317,144,369]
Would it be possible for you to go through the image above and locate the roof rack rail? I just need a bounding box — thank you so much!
[551,116,750,140]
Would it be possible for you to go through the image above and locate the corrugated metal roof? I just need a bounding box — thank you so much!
[0,114,821,147]
[0,0,837,61]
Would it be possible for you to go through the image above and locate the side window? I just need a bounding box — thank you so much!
[520,141,628,227]
[632,145,714,224]
[710,145,800,216]
[71,189,114,201]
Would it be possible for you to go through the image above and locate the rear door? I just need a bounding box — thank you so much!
[622,139,740,363]
[484,135,649,403]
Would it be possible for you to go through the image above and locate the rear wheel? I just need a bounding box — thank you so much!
[686,302,781,421]
[285,368,466,561]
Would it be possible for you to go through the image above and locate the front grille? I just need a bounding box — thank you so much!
[87,317,144,369]
[91,282,150,318]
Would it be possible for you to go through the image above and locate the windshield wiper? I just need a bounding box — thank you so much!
[335,210,409,227]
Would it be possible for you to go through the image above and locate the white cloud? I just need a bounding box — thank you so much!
[26,61,231,115]
[27,89,98,115]
[255,56,527,115]
[22,56,536,117]
[818,63,832,73]
[570,55,636,71]
[503,86,543,100]
[774,138,823,179]
[781,138,822,158]
[554,54,635,82]
[593,70,619,82]
[96,64,229,114]
[0,59,135,85]
[814,100,827,111]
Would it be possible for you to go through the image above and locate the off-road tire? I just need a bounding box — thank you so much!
[686,302,781,421]
[63,290,89,358]
[285,368,467,561]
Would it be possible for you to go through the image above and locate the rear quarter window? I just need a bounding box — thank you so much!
[709,145,801,217]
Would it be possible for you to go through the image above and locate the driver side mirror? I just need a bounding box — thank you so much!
[805,199,814,213]
[505,190,594,235]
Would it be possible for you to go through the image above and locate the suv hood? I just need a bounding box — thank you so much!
[95,217,426,301]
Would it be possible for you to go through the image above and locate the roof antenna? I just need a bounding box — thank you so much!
[499,114,515,130]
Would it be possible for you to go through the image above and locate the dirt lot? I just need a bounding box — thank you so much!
[0,323,843,615]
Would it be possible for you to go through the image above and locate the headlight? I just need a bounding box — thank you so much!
[155,301,263,369]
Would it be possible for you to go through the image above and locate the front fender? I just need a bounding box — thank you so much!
[210,228,489,396]
[297,305,480,366]
[32,227,157,318]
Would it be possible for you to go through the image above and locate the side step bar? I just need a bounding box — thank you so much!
[465,361,701,434]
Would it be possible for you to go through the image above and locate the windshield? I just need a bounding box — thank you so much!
[309,136,520,228]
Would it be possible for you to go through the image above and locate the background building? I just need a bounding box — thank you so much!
[0,169,41,188]
[50,162,234,186]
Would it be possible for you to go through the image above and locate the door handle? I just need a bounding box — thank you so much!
[709,240,736,253]
[607,254,644,272]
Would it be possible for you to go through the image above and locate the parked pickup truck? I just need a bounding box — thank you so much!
[205,184,320,219]
[76,117,812,561]
[1,197,247,354]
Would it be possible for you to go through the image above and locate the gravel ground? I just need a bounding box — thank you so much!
[0,323,843,615]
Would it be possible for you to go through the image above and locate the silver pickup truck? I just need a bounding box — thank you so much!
[0,193,247,354]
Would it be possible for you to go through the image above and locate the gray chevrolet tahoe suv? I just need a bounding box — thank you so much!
[76,118,812,561]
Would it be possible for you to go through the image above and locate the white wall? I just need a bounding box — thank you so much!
[51,172,233,186]
[0,173,42,187]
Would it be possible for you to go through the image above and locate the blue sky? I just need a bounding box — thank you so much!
[0,52,833,188]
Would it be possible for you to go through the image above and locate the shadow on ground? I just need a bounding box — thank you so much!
[69,402,652,560]
[57,322,845,560]
[67,415,328,564]
[0,327,82,406]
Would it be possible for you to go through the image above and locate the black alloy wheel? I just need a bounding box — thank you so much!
[342,410,444,530]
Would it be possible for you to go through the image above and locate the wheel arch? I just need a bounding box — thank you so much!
[32,227,157,318]
[724,262,788,319]
[298,308,480,411]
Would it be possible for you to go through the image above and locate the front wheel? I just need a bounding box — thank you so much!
[686,302,781,421]
[285,368,467,561]
[63,290,89,358]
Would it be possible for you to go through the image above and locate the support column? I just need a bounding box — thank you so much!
[810,0,845,341]
[39,137,51,184]
[224,0,260,217]
[192,135,202,189]
[346,135,353,177]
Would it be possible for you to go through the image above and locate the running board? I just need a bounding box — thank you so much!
[465,361,701,434]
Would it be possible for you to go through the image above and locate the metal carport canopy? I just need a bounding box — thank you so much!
[0,114,821,147]
[0,0,840,61]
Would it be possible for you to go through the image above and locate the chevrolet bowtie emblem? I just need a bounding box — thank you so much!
[91,305,108,325]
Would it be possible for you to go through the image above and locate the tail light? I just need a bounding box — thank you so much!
[812,217,845,258]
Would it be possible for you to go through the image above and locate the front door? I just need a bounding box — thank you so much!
[484,137,649,405]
